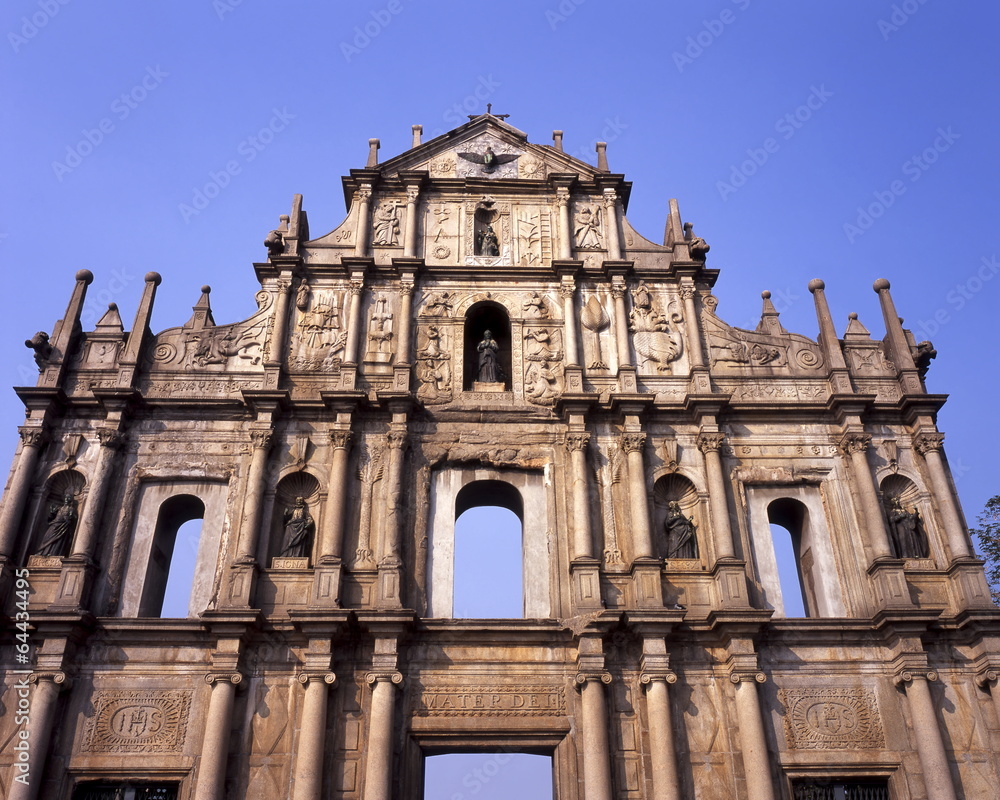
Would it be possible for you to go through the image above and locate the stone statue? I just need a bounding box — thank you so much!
[574,205,603,249]
[683,221,710,260]
[477,224,500,256]
[372,202,401,246]
[280,496,315,559]
[24,331,53,370]
[476,330,502,383]
[886,497,928,558]
[36,493,78,557]
[663,501,698,559]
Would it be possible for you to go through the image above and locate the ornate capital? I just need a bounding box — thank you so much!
[297,672,337,687]
[559,282,576,300]
[610,285,626,300]
[387,430,408,451]
[249,430,274,451]
[603,192,618,208]
[30,670,69,689]
[620,432,646,454]
[914,432,945,455]
[205,672,244,686]
[406,187,420,203]
[96,429,124,450]
[575,671,612,686]
[366,670,403,686]
[349,279,365,297]
[679,286,696,301]
[697,432,725,454]
[977,669,999,688]
[893,669,937,686]
[276,277,293,292]
[840,432,872,455]
[639,671,677,686]
[355,187,372,203]
[18,427,46,448]
[329,430,353,450]
[565,432,591,452]
[730,671,767,684]
[555,191,570,208]
[399,283,415,298]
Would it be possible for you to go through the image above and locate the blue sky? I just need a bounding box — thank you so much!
[3,1,999,794]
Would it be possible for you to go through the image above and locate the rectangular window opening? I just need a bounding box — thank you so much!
[792,778,890,800]
[72,784,179,800]
[424,752,553,799]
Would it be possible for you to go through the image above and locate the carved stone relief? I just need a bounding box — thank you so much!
[364,293,394,366]
[454,134,521,179]
[523,326,564,406]
[581,294,611,371]
[779,688,885,749]
[372,199,403,247]
[82,690,193,753]
[629,282,683,374]
[573,202,605,250]
[289,289,347,372]
[513,207,552,266]
[416,325,453,405]
[414,685,566,716]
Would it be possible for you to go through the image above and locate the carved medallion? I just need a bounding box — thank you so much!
[83,690,192,753]
[779,688,884,749]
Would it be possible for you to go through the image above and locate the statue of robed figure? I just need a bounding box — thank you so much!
[663,501,698,559]
[280,496,315,559]
[36,493,78,557]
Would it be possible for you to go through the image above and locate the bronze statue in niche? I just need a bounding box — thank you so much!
[280,496,315,559]
[663,501,698,559]
[36,493,78,557]
[885,497,928,558]
[476,330,503,383]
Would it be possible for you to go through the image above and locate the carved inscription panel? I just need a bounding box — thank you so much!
[779,688,885,749]
[82,690,193,753]
[415,685,566,717]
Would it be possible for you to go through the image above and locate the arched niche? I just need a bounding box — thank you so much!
[879,474,930,559]
[652,473,701,560]
[744,484,846,618]
[30,468,86,559]
[427,468,550,619]
[463,301,512,390]
[270,471,322,564]
[119,480,229,618]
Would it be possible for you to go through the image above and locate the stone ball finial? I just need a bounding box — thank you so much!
[761,290,771,299]
[108,302,118,311]
[75,269,94,284]
[145,272,162,285]
[873,278,891,292]
[848,312,858,320]
[201,285,211,294]
[808,279,825,293]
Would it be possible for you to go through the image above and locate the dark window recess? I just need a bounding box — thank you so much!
[793,780,889,800]
[73,785,178,800]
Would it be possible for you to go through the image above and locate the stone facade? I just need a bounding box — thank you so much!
[1,112,999,800]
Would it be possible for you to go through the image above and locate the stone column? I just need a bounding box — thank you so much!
[354,186,373,257]
[641,673,681,800]
[611,279,632,369]
[566,433,593,560]
[896,670,958,800]
[556,189,572,260]
[576,672,614,800]
[8,671,67,800]
[560,278,582,368]
[873,279,923,395]
[403,187,420,257]
[697,432,735,560]
[344,277,366,365]
[731,671,776,800]
[291,671,337,800]
[396,280,415,366]
[376,430,407,608]
[193,673,241,800]
[319,430,353,561]
[915,432,970,559]
[0,427,46,559]
[363,671,402,800]
[840,433,893,561]
[265,276,293,374]
[678,284,705,369]
[602,190,621,261]
[621,433,653,559]
[235,430,274,562]
[70,429,124,559]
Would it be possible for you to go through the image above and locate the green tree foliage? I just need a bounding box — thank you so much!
[972,496,1000,604]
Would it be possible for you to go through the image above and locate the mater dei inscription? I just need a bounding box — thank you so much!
[416,685,566,716]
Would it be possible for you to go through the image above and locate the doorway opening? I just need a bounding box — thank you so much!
[424,752,553,800]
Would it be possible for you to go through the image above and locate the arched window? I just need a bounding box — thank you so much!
[767,498,813,618]
[464,301,512,390]
[138,494,205,617]
[454,480,524,618]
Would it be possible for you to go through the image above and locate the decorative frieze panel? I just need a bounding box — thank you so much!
[779,688,884,750]
[82,690,193,753]
[414,685,566,717]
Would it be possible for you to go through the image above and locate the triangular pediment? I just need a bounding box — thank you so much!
[376,114,603,182]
